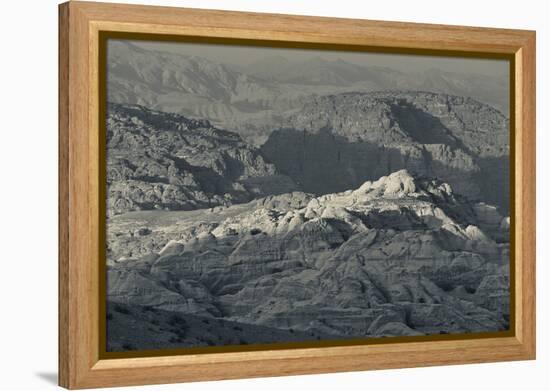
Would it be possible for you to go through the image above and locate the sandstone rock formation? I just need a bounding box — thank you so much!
[107,171,509,349]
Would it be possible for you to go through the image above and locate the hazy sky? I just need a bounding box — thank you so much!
[132,39,509,77]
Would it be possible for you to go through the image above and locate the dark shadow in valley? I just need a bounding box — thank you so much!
[363,208,426,231]
[389,99,461,147]
[474,156,510,215]
[261,127,410,195]
[260,127,509,215]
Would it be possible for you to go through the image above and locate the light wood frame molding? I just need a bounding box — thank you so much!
[59,1,536,389]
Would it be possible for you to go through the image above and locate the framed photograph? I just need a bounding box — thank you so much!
[59,1,536,389]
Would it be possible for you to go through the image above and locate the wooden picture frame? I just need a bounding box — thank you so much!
[59,1,536,389]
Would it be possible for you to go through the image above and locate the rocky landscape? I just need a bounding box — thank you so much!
[264,91,509,212]
[108,40,509,145]
[105,41,510,352]
[107,170,510,351]
[107,103,297,216]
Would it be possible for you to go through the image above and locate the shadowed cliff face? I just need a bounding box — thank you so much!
[261,128,509,213]
[389,99,462,146]
[262,92,510,214]
[107,171,509,350]
[474,156,510,215]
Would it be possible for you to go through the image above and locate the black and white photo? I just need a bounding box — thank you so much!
[104,39,511,352]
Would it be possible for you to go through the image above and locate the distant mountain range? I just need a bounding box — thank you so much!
[108,41,508,145]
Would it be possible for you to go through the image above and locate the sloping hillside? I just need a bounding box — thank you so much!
[107,170,509,349]
[107,103,297,215]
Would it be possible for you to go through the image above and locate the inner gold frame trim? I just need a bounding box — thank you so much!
[97,30,516,360]
[59,1,535,389]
